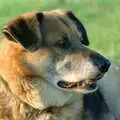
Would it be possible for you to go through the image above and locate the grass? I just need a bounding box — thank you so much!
[0,0,120,60]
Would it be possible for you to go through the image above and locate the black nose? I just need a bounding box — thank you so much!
[90,54,111,73]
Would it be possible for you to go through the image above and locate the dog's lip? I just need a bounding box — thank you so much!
[57,75,103,90]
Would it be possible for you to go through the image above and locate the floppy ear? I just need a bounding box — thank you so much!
[67,11,89,46]
[2,13,44,51]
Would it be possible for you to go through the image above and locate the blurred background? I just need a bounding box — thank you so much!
[0,0,120,60]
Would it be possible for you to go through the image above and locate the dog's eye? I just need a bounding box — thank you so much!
[55,36,71,49]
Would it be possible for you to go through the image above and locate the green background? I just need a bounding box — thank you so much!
[0,0,120,60]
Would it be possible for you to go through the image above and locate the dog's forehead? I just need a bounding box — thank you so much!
[41,10,81,44]
[20,10,77,31]
[17,10,80,35]
[21,10,76,27]
[43,9,74,25]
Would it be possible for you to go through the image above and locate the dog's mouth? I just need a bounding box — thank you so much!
[57,75,103,91]
[57,79,97,90]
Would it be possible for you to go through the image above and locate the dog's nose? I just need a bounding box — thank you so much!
[90,54,111,73]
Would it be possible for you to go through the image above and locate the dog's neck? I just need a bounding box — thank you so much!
[0,77,84,120]
[26,98,84,120]
[22,95,84,120]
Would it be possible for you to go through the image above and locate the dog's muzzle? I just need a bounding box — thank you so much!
[57,53,111,93]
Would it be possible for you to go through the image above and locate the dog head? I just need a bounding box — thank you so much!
[1,9,110,109]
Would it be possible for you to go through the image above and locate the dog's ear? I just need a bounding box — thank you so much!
[2,13,44,51]
[67,11,89,46]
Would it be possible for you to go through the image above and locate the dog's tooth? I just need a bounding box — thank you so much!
[82,83,86,87]
[67,83,73,88]
[86,80,90,84]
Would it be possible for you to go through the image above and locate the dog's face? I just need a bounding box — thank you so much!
[2,10,110,100]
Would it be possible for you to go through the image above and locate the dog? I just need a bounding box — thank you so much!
[0,9,111,120]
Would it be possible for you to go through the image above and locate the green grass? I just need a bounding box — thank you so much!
[0,0,120,60]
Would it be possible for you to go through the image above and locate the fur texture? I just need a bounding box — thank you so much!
[99,63,120,120]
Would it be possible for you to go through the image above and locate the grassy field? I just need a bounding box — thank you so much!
[0,0,120,60]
